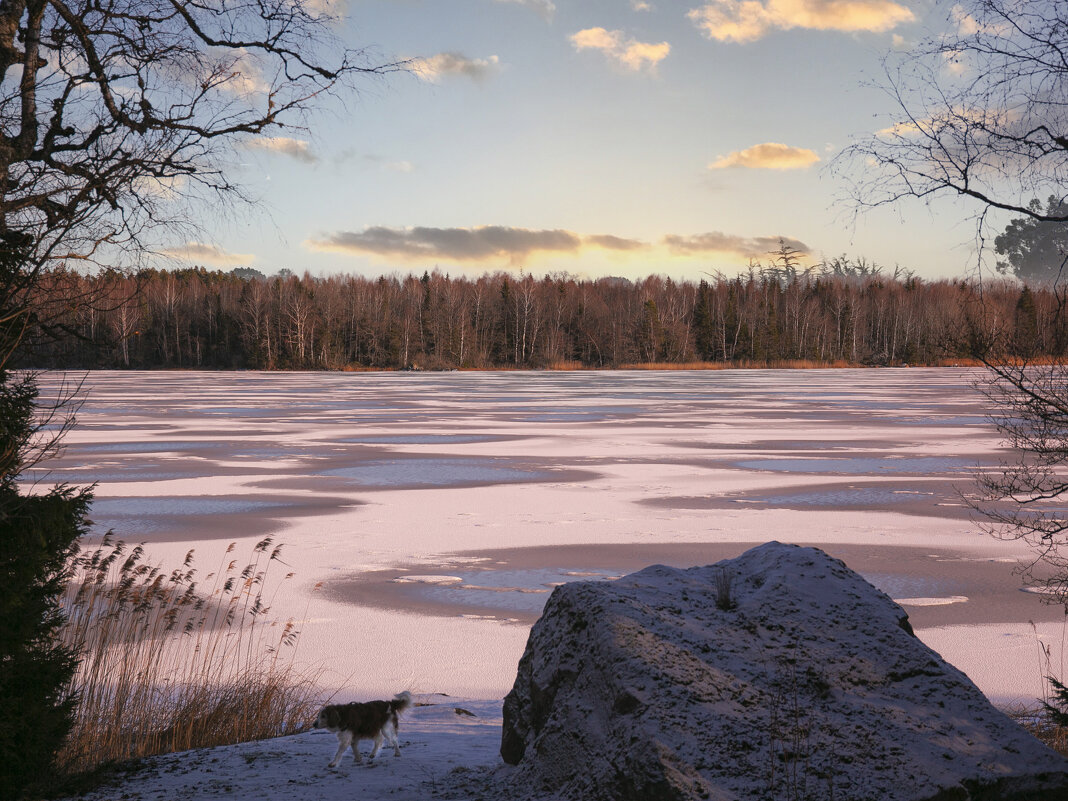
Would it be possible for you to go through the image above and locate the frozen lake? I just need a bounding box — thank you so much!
[32,368,1065,704]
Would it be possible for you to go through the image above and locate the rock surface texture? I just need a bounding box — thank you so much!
[498,542,1068,801]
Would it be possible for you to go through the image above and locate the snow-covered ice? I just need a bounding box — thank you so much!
[33,368,1064,705]
[39,368,1068,799]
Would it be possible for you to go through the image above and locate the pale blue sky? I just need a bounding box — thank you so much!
[168,0,994,281]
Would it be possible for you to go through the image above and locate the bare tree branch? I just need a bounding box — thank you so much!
[1,0,406,278]
[836,1,1068,225]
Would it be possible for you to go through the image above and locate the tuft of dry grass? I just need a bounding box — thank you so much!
[57,536,322,775]
[1007,705,1068,757]
[1005,621,1068,758]
[714,568,737,612]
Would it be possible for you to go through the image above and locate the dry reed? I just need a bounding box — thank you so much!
[714,568,737,612]
[1013,712,1068,757]
[57,536,322,775]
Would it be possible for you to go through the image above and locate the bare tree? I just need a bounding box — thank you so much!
[2,0,400,270]
[0,2,398,789]
[838,1,1067,227]
[836,1,1068,598]
[973,362,1068,601]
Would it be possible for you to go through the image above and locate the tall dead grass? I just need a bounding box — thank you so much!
[57,536,321,774]
[1014,712,1068,757]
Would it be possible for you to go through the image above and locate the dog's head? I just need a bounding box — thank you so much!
[314,705,342,731]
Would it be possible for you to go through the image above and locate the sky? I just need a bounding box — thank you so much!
[165,0,994,283]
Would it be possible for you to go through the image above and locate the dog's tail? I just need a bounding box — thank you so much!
[391,690,413,715]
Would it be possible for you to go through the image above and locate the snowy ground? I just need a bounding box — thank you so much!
[73,695,505,801]
[34,368,1068,797]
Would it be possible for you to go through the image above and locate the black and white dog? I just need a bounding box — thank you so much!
[314,691,413,767]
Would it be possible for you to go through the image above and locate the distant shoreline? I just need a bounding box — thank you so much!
[32,358,1003,373]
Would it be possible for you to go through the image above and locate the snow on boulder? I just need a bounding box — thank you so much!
[498,542,1068,801]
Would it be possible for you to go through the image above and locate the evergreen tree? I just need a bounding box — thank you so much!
[1012,285,1039,355]
[692,280,716,361]
[0,234,92,798]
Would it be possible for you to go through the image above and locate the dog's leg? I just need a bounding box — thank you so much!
[329,732,352,768]
[351,735,363,764]
[385,720,402,756]
[369,732,383,760]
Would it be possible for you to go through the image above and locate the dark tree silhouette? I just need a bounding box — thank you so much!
[995,197,1068,285]
[0,231,88,798]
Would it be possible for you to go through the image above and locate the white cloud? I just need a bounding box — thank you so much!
[891,33,911,50]
[414,52,501,82]
[687,0,915,43]
[305,0,349,17]
[632,1,654,10]
[492,0,555,21]
[161,242,254,267]
[949,3,981,36]
[709,142,821,170]
[131,174,188,199]
[384,160,414,173]
[244,136,318,164]
[212,48,271,95]
[570,27,671,72]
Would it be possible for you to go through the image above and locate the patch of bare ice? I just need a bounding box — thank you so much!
[392,575,464,585]
[896,595,969,606]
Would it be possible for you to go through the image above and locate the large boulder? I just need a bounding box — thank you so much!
[499,542,1068,801]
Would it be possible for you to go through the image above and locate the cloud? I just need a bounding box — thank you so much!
[891,33,911,50]
[570,27,671,72]
[492,0,555,21]
[709,142,821,170]
[309,225,817,266]
[875,106,998,138]
[687,0,915,43]
[384,160,414,173]
[663,232,810,259]
[305,0,349,16]
[161,242,254,267]
[131,174,188,199]
[414,52,500,82]
[949,3,981,36]
[213,48,270,96]
[308,226,647,263]
[632,0,654,10]
[586,234,648,251]
[244,136,319,163]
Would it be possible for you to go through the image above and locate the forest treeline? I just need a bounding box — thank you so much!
[21,259,1063,370]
